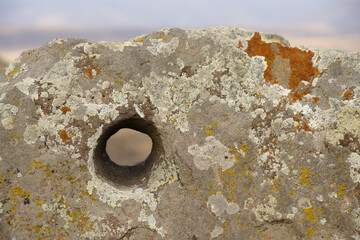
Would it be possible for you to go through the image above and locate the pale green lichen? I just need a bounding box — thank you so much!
[147,37,179,56]
[347,153,360,183]
[286,207,298,219]
[326,103,360,146]
[0,103,18,129]
[207,192,239,216]
[188,136,236,171]
[244,195,282,222]
[14,77,35,95]
[23,124,40,144]
[211,225,223,238]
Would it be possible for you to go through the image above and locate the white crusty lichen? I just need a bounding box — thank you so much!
[14,77,35,95]
[326,103,360,146]
[138,209,166,237]
[147,37,179,57]
[23,124,40,144]
[286,207,298,219]
[244,195,282,222]
[0,103,18,129]
[188,136,236,171]
[211,225,223,238]
[207,192,239,216]
[311,47,360,74]
[347,152,360,183]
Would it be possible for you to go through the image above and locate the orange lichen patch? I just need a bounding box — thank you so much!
[75,54,101,79]
[237,41,243,48]
[312,97,320,103]
[343,90,352,100]
[293,115,312,132]
[245,32,319,102]
[83,66,101,79]
[60,106,71,114]
[59,130,70,143]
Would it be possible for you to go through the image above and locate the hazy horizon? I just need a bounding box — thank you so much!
[1,0,359,64]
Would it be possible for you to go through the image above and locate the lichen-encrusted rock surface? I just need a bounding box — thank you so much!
[0,27,359,239]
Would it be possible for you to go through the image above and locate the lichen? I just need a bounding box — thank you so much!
[207,192,239,216]
[245,32,319,102]
[188,136,236,171]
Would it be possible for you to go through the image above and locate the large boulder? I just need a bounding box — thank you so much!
[0,27,359,239]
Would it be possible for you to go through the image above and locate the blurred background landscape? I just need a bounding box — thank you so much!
[0,0,359,66]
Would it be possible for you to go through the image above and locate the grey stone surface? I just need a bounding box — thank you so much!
[0,27,359,239]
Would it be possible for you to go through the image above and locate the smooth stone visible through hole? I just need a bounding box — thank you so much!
[105,128,153,166]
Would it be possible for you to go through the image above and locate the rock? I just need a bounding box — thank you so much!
[0,27,359,239]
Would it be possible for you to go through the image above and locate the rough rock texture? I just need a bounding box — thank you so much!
[0,27,359,239]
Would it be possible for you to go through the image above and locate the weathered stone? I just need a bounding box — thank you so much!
[0,27,359,239]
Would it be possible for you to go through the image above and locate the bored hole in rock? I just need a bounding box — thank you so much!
[106,128,153,167]
[94,117,161,187]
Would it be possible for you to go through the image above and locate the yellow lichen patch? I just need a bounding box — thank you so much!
[212,121,219,128]
[9,67,20,77]
[337,184,346,197]
[67,208,90,229]
[302,207,318,223]
[245,32,319,102]
[306,228,314,237]
[11,187,24,197]
[133,38,145,43]
[240,144,250,153]
[60,106,71,114]
[269,181,280,193]
[153,35,168,41]
[300,166,313,186]
[32,160,45,169]
[59,130,70,143]
[206,129,213,135]
[35,200,42,206]
[8,134,23,141]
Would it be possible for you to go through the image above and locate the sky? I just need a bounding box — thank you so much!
[0,0,359,63]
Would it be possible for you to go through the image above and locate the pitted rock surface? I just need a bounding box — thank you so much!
[0,27,360,239]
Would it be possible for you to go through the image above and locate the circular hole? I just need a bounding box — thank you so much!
[105,128,153,166]
[94,118,161,187]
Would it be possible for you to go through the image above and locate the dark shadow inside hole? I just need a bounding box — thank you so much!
[94,117,161,187]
